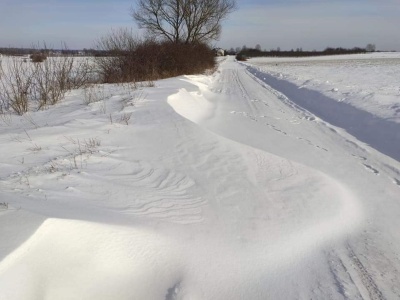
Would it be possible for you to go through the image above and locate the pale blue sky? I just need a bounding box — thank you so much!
[1,0,399,51]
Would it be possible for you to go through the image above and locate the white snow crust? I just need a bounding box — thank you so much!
[0,55,399,299]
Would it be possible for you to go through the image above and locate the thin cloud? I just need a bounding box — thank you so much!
[0,0,399,50]
[220,0,400,51]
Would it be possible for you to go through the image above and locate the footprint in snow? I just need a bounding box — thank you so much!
[296,137,328,152]
[262,101,269,107]
[289,119,301,125]
[329,128,337,133]
[316,145,328,152]
[362,163,380,175]
[304,116,316,121]
[272,128,287,135]
[352,154,367,161]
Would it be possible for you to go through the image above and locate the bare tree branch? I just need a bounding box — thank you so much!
[131,0,236,44]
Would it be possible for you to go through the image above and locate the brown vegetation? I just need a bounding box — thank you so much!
[95,29,215,83]
[30,53,47,63]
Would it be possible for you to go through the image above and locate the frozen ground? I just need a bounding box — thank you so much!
[0,55,399,299]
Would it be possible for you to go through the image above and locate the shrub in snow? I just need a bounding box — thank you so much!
[0,54,92,114]
[95,29,215,84]
[30,53,47,63]
[235,53,247,61]
[0,58,35,114]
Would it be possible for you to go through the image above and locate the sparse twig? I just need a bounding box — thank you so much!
[119,113,132,125]
[24,129,32,141]
[61,136,101,169]
[100,99,107,114]
[27,143,42,152]
[83,84,107,104]
[132,90,147,106]
[23,113,39,128]
[0,111,12,126]
[0,57,34,115]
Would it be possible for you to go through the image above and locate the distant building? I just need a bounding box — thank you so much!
[213,48,225,56]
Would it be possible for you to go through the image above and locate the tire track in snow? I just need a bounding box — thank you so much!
[231,69,258,121]
[227,68,333,152]
[246,64,400,190]
[327,251,364,300]
[345,246,386,300]
[362,163,380,175]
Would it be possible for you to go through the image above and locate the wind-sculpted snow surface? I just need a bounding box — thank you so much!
[0,56,400,299]
[168,74,364,251]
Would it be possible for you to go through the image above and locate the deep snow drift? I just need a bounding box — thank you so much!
[0,55,399,299]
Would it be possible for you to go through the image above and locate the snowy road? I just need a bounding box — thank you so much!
[170,57,400,299]
[0,56,399,299]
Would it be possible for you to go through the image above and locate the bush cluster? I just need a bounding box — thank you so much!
[135,41,215,80]
[95,30,215,83]
[235,53,247,61]
[30,53,47,63]
[0,33,217,115]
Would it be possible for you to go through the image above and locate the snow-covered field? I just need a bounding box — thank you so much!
[0,54,399,299]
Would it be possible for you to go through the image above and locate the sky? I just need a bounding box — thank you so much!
[0,0,399,51]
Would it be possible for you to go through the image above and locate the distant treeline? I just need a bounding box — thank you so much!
[233,47,369,59]
[0,47,104,56]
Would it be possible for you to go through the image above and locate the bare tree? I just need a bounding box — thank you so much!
[131,0,236,44]
[94,28,144,83]
[366,43,376,52]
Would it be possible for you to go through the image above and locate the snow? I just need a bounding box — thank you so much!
[0,55,400,299]
[247,52,400,123]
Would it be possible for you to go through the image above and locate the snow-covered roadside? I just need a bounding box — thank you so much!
[0,56,399,299]
[244,53,400,162]
[247,52,400,123]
